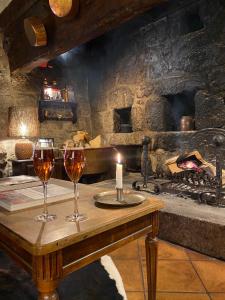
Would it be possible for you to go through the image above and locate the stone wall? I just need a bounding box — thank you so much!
[0,34,93,148]
[0,35,92,176]
[87,0,225,151]
[0,32,38,176]
[1,0,225,175]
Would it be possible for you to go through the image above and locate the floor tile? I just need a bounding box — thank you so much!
[139,239,189,260]
[142,260,205,292]
[193,261,225,292]
[113,258,144,292]
[127,291,145,300]
[186,249,214,261]
[158,241,189,260]
[210,293,225,300]
[110,240,139,259]
[156,292,210,300]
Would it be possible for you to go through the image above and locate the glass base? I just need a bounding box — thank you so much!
[35,213,57,222]
[65,213,87,222]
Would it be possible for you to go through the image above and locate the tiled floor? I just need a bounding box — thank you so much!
[110,238,225,300]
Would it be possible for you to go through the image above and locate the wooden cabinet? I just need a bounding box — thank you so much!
[38,100,77,123]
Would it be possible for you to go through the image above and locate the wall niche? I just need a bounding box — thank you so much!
[114,107,133,133]
[181,7,204,35]
[163,90,196,131]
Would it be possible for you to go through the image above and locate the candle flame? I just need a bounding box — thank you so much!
[117,153,121,164]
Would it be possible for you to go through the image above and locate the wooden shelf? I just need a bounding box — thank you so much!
[38,100,77,123]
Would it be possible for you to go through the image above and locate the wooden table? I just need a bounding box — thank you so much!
[0,179,164,300]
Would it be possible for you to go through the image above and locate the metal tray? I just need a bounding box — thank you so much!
[93,190,146,207]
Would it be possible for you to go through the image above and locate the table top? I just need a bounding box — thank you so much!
[0,179,164,255]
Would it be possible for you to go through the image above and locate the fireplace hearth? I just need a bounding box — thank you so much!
[133,129,225,207]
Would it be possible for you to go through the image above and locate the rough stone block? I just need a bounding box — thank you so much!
[131,105,145,131]
[107,86,134,110]
[195,90,225,129]
[144,96,172,131]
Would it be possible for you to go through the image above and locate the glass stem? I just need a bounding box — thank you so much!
[43,182,48,216]
[74,182,79,217]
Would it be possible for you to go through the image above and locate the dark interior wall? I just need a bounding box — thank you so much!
[87,0,225,136]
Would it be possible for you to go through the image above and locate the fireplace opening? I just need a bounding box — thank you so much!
[114,107,132,133]
[163,90,196,131]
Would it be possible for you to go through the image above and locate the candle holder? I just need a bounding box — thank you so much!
[116,188,124,202]
[94,189,146,207]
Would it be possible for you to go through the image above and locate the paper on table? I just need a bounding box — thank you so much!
[0,175,39,186]
[0,176,41,193]
[0,184,74,211]
[18,184,73,199]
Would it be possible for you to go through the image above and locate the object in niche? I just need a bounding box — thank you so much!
[42,79,62,101]
[42,78,51,100]
[180,116,195,131]
[42,80,72,102]
[61,86,69,102]
[52,80,62,100]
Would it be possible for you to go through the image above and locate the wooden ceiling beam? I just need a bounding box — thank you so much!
[0,0,40,31]
[1,0,166,73]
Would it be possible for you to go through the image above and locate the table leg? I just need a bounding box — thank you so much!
[32,252,62,300]
[145,212,159,300]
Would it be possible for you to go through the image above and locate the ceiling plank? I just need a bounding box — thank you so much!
[1,0,166,73]
[0,0,40,31]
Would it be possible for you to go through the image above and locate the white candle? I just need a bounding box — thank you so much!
[116,153,123,189]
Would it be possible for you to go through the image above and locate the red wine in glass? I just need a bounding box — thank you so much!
[64,148,87,222]
[33,143,56,222]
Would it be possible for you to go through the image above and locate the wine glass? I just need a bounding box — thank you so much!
[64,147,87,222]
[33,141,56,222]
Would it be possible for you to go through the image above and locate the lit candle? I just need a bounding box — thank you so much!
[116,153,123,189]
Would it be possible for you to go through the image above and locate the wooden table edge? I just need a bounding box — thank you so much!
[0,200,164,256]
